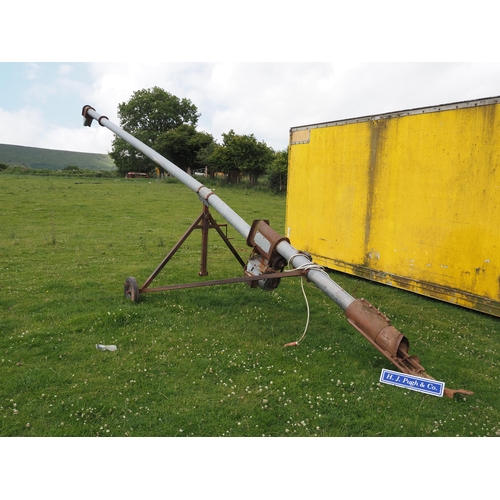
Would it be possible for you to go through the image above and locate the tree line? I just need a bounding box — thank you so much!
[109,87,288,192]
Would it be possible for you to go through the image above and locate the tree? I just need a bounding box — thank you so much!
[215,130,241,183]
[206,130,274,185]
[267,149,288,193]
[239,135,274,186]
[156,125,214,172]
[109,87,200,175]
[196,140,219,178]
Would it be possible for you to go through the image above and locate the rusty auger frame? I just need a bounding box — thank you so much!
[82,104,473,399]
[345,298,473,398]
[123,204,308,299]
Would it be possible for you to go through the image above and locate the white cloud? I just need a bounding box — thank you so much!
[58,64,73,76]
[25,68,88,106]
[0,106,111,153]
[4,62,500,155]
[25,63,41,80]
[0,107,46,146]
[41,125,112,153]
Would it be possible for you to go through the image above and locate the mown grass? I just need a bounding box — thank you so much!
[1,174,499,437]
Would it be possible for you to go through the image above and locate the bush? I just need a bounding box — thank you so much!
[267,150,288,193]
[62,165,82,173]
[0,165,118,178]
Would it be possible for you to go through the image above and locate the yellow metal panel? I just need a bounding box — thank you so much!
[286,98,500,316]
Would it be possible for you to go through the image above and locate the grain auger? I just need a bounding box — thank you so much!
[82,105,473,398]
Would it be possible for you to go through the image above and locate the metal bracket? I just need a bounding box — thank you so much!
[124,209,308,301]
[82,105,95,127]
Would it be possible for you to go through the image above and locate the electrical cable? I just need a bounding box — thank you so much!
[283,254,329,347]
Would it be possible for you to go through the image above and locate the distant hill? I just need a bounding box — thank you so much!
[0,143,116,171]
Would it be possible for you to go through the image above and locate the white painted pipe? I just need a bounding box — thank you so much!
[83,106,355,311]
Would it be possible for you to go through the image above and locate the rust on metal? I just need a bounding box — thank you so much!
[141,269,307,293]
[196,184,215,202]
[246,219,290,261]
[345,298,473,398]
[140,203,245,291]
[81,105,96,127]
[245,220,291,290]
[136,205,306,298]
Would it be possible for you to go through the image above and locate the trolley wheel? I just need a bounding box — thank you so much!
[124,277,140,302]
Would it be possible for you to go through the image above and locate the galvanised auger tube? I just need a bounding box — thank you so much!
[82,105,355,311]
[82,105,473,398]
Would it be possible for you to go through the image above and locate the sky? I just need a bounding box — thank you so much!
[1,2,499,158]
[2,61,500,156]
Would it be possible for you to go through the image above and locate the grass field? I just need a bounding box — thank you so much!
[1,174,499,438]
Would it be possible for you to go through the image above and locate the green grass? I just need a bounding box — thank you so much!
[1,174,499,437]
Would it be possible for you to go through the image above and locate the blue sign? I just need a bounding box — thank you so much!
[380,369,445,397]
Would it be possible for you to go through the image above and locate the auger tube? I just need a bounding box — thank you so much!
[82,105,355,311]
[82,104,473,398]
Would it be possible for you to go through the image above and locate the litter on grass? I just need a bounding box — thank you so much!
[96,344,117,351]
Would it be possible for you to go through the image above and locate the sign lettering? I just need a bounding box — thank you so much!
[380,369,445,397]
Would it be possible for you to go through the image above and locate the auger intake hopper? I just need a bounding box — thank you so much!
[346,298,425,375]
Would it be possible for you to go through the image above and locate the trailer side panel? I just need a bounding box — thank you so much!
[286,97,500,316]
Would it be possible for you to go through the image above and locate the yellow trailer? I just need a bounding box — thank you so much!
[286,96,500,317]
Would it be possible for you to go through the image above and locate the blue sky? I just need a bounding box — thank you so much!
[3,61,500,155]
[0,62,93,125]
